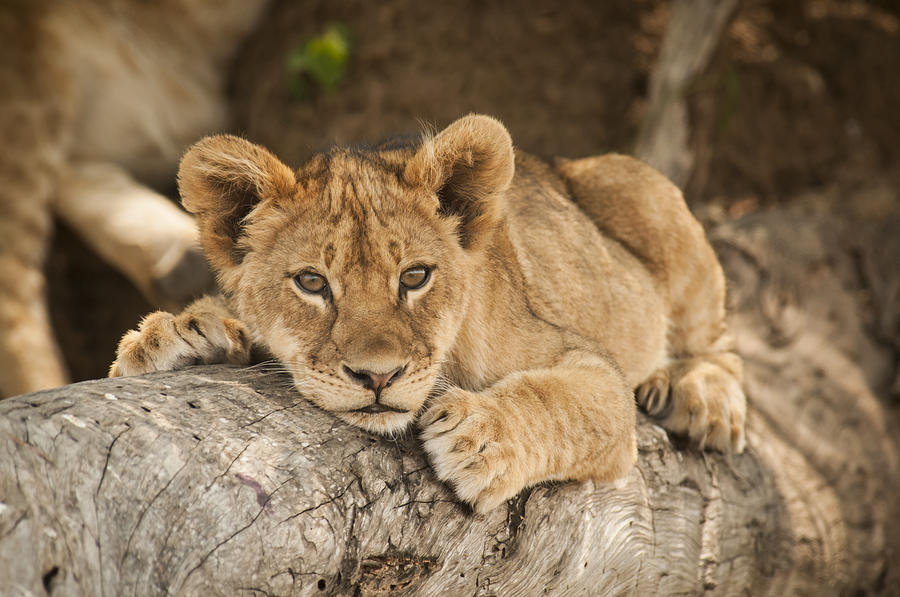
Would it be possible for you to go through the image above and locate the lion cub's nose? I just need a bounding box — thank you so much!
[343,365,405,398]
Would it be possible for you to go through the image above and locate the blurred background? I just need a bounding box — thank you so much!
[45,0,899,385]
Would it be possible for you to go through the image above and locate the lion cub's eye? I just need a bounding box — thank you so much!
[294,271,328,294]
[400,266,431,290]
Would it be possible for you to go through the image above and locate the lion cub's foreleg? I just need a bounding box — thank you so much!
[420,350,637,513]
[109,295,251,377]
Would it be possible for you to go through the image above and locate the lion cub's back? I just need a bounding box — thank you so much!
[503,153,668,385]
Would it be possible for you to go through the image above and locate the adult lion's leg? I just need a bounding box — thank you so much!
[557,155,745,452]
[0,18,71,397]
[0,188,70,397]
[0,199,68,398]
[55,161,215,312]
[0,109,69,397]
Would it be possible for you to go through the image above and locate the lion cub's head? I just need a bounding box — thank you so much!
[178,115,514,434]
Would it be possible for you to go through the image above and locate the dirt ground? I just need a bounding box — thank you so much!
[48,0,900,385]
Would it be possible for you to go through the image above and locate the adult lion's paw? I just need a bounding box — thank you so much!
[637,358,746,453]
[109,302,251,377]
[419,389,526,514]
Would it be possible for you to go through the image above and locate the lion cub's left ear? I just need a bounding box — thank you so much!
[178,135,296,275]
[404,114,515,249]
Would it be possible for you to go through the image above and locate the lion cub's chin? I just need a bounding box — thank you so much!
[335,410,419,436]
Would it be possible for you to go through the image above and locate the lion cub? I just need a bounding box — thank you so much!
[110,115,746,513]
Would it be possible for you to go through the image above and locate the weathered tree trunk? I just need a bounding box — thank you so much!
[2,202,899,596]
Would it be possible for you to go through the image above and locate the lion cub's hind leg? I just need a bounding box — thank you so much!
[636,352,745,452]
[557,154,746,453]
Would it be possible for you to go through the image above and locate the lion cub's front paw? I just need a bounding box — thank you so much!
[109,305,251,377]
[419,389,527,514]
[637,357,746,453]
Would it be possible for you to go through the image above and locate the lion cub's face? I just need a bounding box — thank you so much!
[179,115,515,434]
[237,155,471,433]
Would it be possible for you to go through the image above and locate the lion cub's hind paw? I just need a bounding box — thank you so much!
[637,360,746,454]
[109,307,251,377]
[635,367,672,418]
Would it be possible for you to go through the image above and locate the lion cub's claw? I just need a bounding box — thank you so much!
[110,305,251,377]
[637,361,746,454]
[635,368,671,418]
[420,390,524,514]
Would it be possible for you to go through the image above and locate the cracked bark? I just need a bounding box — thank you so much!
[1,202,899,596]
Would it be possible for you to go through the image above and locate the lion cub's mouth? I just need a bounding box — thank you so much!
[352,403,408,415]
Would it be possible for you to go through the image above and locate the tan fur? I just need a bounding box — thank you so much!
[111,114,747,512]
[0,0,268,397]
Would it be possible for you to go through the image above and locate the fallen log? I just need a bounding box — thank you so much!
[1,202,898,596]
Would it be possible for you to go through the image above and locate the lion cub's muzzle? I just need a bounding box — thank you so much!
[342,363,408,413]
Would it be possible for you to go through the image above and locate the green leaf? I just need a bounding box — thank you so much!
[286,23,353,101]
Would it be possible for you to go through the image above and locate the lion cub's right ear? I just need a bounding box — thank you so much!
[178,135,296,274]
